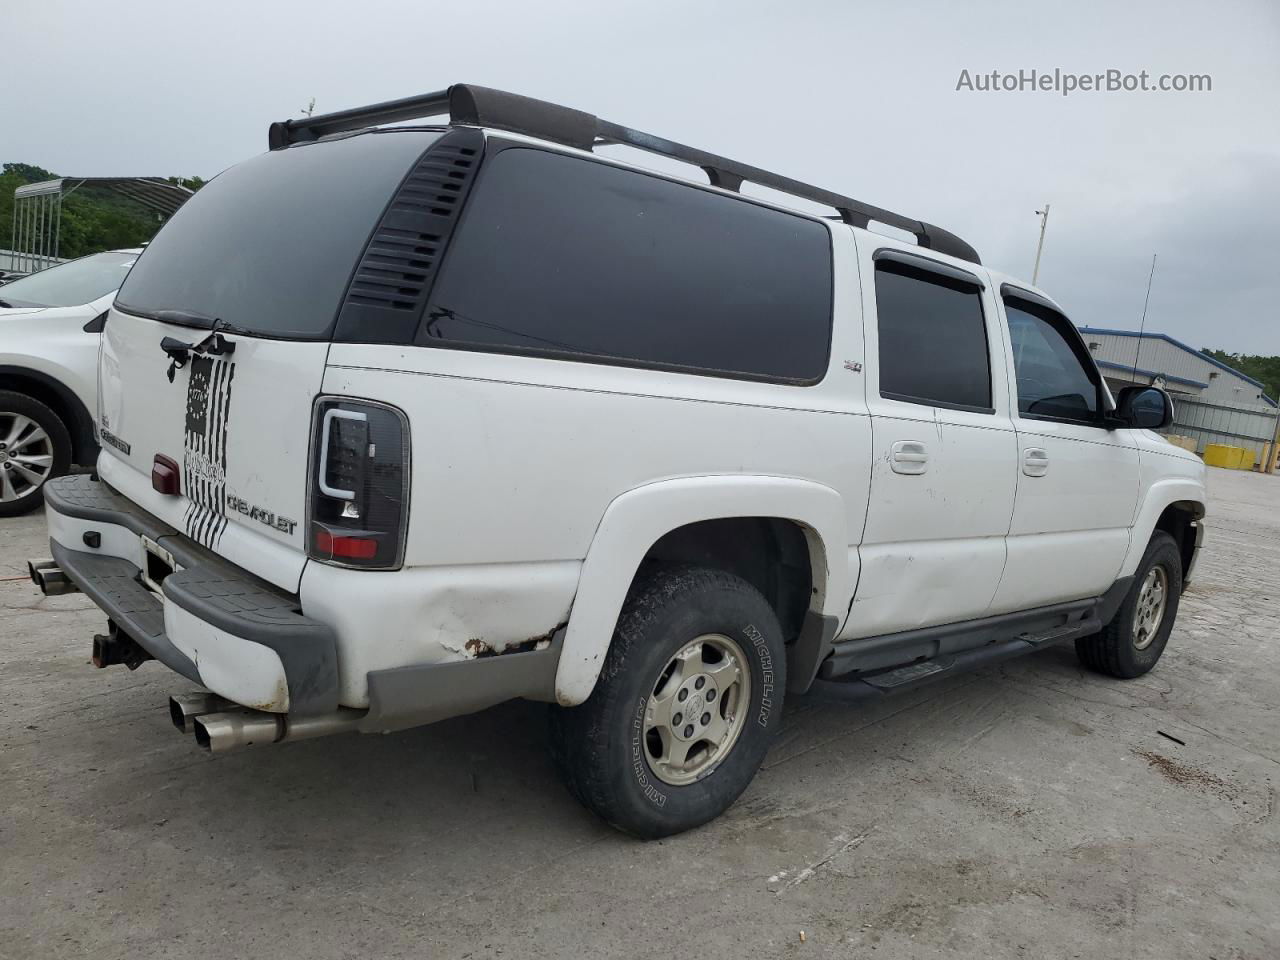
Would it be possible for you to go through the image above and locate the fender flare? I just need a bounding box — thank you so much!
[554,475,851,706]
[1120,478,1206,578]
[0,364,97,464]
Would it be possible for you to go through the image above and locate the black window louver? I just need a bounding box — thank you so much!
[334,127,485,343]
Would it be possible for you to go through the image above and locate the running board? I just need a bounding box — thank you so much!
[810,616,1100,704]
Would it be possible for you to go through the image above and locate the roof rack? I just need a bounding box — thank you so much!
[268,84,981,264]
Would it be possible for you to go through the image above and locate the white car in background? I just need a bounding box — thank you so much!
[0,249,140,515]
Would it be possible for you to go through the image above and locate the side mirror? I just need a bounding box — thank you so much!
[1114,385,1173,430]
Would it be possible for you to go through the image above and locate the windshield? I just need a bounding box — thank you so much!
[115,129,441,339]
[0,252,137,308]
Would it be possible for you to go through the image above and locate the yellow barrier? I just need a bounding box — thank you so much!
[1203,444,1250,469]
[1202,444,1231,467]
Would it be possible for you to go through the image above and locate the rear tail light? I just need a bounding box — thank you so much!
[308,398,410,569]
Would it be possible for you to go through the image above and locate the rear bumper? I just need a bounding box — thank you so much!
[39,473,564,730]
[43,474,339,715]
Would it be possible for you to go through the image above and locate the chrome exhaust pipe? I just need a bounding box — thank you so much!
[193,707,365,754]
[28,559,79,596]
[169,692,236,733]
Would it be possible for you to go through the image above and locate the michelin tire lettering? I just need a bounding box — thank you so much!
[632,698,668,807]
[744,623,774,727]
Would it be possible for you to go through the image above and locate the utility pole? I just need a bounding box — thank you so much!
[302,97,316,118]
[1032,204,1050,285]
[1267,401,1280,474]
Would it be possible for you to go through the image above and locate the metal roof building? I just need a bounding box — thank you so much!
[1079,326,1278,463]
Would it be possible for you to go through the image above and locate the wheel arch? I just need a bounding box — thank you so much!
[1121,479,1206,582]
[0,365,97,465]
[555,475,851,706]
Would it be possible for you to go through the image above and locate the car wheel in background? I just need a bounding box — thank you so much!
[0,390,72,517]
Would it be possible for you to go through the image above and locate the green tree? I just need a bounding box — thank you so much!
[3,162,203,260]
[167,175,206,191]
[3,162,57,183]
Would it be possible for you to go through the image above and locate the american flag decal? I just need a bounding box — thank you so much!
[182,354,235,547]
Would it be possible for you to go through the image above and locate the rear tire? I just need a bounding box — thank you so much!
[549,566,786,838]
[0,390,71,517]
[1075,531,1182,679]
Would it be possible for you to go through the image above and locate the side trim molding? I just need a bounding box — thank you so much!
[820,579,1133,680]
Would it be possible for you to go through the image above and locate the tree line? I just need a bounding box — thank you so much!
[1,162,204,261]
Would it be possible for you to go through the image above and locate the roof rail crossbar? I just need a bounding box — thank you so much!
[268,84,981,264]
[268,89,451,148]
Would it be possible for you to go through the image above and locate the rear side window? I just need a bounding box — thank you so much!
[420,148,833,382]
[0,251,137,308]
[1004,298,1100,422]
[874,259,992,412]
[116,130,441,339]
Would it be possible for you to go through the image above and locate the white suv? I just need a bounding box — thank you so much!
[31,86,1207,837]
[0,250,140,514]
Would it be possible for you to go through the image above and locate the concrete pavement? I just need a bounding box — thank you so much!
[1,466,1276,959]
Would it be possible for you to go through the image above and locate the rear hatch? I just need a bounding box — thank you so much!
[99,128,442,592]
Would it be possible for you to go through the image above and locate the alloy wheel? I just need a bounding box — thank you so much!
[1132,565,1168,650]
[0,412,54,503]
[642,633,751,786]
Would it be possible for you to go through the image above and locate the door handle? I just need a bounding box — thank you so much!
[1023,447,1050,477]
[890,440,929,475]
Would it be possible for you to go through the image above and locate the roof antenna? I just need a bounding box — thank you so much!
[1132,253,1157,384]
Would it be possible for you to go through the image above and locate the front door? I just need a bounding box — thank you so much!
[990,288,1140,611]
[843,244,1018,640]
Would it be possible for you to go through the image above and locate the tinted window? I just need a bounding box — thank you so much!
[0,252,137,308]
[874,260,992,411]
[116,130,440,339]
[1005,300,1099,421]
[421,148,832,382]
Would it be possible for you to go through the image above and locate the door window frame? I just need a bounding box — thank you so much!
[870,247,996,416]
[1000,284,1112,428]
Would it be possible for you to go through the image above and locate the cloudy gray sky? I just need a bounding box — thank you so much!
[8,0,1279,353]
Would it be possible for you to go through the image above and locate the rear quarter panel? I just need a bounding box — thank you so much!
[318,227,871,704]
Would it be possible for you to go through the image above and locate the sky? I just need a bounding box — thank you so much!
[6,0,1279,353]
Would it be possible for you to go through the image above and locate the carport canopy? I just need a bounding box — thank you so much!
[10,176,193,273]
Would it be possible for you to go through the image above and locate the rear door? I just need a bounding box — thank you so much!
[97,128,443,592]
[990,287,1140,611]
[844,244,1019,639]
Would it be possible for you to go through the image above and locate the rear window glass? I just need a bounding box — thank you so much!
[421,147,833,382]
[116,130,440,339]
[0,252,137,308]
